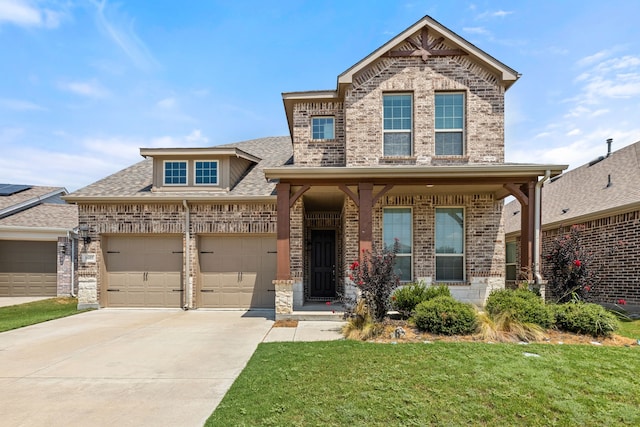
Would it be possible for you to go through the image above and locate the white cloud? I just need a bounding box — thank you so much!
[59,79,110,98]
[476,10,514,20]
[566,129,581,136]
[93,0,158,71]
[0,98,45,111]
[463,26,490,35]
[577,50,610,67]
[0,0,64,29]
[156,97,176,109]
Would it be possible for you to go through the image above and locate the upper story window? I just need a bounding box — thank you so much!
[164,161,187,185]
[383,94,412,156]
[195,161,218,185]
[312,117,335,140]
[383,207,412,282]
[435,207,465,282]
[435,93,464,156]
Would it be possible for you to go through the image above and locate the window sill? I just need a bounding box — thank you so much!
[379,156,417,165]
[309,139,337,143]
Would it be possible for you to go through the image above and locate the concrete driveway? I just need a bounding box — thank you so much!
[0,309,274,427]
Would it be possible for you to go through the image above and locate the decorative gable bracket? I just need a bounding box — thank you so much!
[387,27,468,62]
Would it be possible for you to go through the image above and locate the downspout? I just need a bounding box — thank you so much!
[67,230,77,297]
[533,170,551,284]
[182,200,192,310]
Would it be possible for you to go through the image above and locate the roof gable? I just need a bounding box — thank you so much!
[338,15,519,92]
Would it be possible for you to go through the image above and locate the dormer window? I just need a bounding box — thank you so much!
[435,93,464,156]
[195,161,218,185]
[312,117,334,140]
[383,93,412,156]
[164,161,187,185]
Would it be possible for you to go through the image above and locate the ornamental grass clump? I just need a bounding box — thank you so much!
[413,296,477,335]
[348,240,401,322]
[475,311,548,343]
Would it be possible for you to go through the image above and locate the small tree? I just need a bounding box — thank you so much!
[348,240,401,322]
[545,225,599,303]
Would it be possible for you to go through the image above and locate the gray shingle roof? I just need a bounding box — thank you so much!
[0,185,65,211]
[505,141,640,234]
[66,136,293,200]
[0,203,78,229]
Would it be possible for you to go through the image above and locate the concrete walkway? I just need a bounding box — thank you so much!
[0,297,50,307]
[0,309,344,427]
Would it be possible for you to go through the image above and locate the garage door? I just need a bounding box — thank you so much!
[0,240,57,297]
[105,236,183,308]
[198,236,276,309]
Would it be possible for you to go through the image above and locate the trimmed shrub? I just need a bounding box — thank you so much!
[413,296,477,335]
[485,288,554,328]
[553,303,619,337]
[392,284,450,318]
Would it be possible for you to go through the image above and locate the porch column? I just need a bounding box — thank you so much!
[358,183,373,256]
[275,182,291,280]
[520,180,536,281]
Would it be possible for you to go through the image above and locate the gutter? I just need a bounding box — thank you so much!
[534,170,551,284]
[67,230,77,297]
[182,200,192,310]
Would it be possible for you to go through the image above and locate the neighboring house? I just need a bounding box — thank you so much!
[0,184,78,297]
[64,16,565,316]
[505,140,640,305]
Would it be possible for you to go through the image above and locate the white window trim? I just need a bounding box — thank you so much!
[382,93,413,157]
[435,206,466,282]
[194,160,219,186]
[163,160,188,186]
[311,116,335,141]
[435,92,465,156]
[383,206,413,282]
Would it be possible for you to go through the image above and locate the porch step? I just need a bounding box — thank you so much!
[281,311,345,321]
[279,302,346,321]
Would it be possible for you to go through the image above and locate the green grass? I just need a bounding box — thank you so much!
[618,319,640,340]
[0,297,89,332]
[207,341,640,426]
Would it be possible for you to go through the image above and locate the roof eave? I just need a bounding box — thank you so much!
[63,195,277,204]
[264,165,567,180]
[139,147,262,163]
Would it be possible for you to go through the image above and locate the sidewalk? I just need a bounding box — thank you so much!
[263,320,345,342]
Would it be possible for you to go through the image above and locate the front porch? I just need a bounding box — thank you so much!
[266,165,564,320]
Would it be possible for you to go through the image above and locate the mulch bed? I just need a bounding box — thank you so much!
[369,319,637,347]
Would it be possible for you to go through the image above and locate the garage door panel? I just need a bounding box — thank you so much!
[105,237,182,308]
[0,241,57,297]
[198,236,276,309]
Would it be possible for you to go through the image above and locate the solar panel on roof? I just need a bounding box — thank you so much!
[0,184,32,196]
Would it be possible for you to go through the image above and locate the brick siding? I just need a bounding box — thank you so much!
[510,209,640,305]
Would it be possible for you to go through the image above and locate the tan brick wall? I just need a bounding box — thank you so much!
[292,102,345,166]
[538,210,640,305]
[342,192,504,284]
[345,56,504,166]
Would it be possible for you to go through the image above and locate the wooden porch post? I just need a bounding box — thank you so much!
[358,183,373,256]
[520,180,536,281]
[276,182,291,280]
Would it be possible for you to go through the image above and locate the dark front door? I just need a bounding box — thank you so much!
[310,230,336,298]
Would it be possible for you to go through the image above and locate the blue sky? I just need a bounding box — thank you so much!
[1,0,639,191]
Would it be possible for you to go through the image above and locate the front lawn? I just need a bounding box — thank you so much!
[0,297,88,332]
[618,319,640,340]
[207,341,640,426]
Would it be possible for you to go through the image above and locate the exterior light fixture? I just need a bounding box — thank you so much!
[78,224,92,244]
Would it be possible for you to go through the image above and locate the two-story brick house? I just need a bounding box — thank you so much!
[65,16,565,316]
